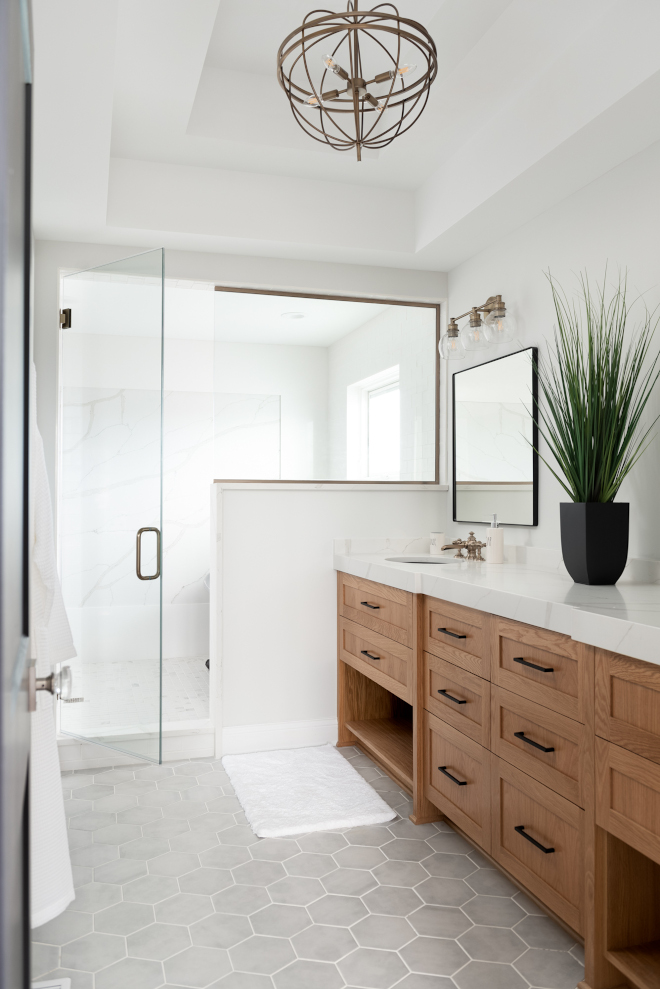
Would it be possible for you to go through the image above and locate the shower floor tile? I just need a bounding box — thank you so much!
[60,658,209,737]
[32,750,585,989]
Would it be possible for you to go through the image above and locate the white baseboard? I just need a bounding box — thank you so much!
[221,718,338,755]
[58,719,339,768]
[57,730,215,771]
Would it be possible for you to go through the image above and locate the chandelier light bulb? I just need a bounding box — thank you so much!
[301,94,323,109]
[322,53,348,79]
[392,62,417,79]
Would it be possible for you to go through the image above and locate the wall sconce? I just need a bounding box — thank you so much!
[440,295,515,360]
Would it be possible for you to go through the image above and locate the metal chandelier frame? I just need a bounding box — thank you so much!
[277,1,438,161]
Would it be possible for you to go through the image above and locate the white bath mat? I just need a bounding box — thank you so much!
[222,744,397,837]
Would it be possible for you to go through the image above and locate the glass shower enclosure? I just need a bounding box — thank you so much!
[58,249,164,762]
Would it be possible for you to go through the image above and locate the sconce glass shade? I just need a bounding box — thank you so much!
[484,310,515,343]
[439,333,465,360]
[460,321,490,351]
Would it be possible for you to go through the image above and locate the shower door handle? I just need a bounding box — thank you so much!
[136,527,161,580]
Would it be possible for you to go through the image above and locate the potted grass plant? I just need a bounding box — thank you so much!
[534,271,660,585]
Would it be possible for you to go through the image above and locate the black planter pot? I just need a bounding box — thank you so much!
[560,502,629,585]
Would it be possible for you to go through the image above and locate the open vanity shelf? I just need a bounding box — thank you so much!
[345,716,413,791]
[337,569,660,989]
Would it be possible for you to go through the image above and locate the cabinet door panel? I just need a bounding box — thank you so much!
[339,572,412,646]
[425,652,489,748]
[492,758,584,934]
[491,686,586,806]
[491,617,592,724]
[424,710,490,852]
[596,649,660,764]
[339,617,412,704]
[595,737,660,867]
[424,597,489,679]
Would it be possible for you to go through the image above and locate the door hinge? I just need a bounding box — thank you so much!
[60,308,71,328]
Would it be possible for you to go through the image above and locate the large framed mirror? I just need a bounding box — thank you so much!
[213,288,440,482]
[453,347,538,526]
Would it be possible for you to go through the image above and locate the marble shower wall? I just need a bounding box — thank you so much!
[213,393,280,479]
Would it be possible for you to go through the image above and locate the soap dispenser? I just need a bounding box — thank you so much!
[486,514,504,564]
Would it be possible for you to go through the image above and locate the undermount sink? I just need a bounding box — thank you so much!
[385,555,454,564]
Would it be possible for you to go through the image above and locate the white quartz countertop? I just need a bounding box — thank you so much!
[334,540,660,667]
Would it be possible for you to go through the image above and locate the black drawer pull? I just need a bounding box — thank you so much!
[515,825,554,854]
[360,650,380,661]
[360,601,380,610]
[514,731,554,753]
[513,656,554,673]
[437,627,467,640]
[438,766,467,786]
[438,689,467,705]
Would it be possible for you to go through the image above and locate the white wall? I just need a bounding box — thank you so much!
[446,137,660,560]
[327,305,437,480]
[213,484,447,754]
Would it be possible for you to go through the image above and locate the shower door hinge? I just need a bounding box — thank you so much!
[60,308,71,328]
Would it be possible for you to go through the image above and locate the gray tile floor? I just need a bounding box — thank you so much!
[32,747,585,989]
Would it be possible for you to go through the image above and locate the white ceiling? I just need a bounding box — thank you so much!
[32,0,660,271]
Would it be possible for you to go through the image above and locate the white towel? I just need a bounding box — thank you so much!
[30,364,76,928]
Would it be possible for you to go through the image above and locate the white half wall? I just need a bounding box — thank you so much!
[446,136,660,561]
[211,483,447,755]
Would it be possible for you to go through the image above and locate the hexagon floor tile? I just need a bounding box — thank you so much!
[33,749,584,988]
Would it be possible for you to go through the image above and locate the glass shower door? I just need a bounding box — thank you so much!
[58,249,164,763]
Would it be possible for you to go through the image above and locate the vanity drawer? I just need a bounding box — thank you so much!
[595,648,660,764]
[339,618,412,704]
[425,652,490,748]
[491,617,592,723]
[492,757,584,934]
[424,710,490,852]
[339,573,413,647]
[423,597,489,680]
[491,686,587,807]
[595,737,660,866]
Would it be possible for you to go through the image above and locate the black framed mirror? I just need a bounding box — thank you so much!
[452,347,538,527]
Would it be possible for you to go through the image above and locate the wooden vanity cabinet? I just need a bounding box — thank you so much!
[337,573,416,796]
[337,575,660,988]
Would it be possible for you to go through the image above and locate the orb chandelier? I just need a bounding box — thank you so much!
[277,2,438,162]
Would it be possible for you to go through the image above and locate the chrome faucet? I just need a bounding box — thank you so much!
[441,531,487,561]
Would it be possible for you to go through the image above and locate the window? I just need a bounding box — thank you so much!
[347,366,400,479]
